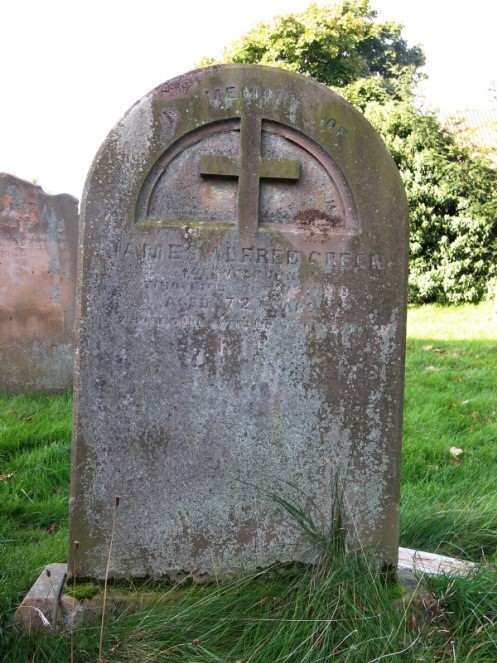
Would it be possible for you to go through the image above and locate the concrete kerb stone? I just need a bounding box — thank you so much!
[398,547,478,576]
[13,563,69,634]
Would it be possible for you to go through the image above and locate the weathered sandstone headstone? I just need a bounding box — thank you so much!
[69,65,409,578]
[0,174,78,392]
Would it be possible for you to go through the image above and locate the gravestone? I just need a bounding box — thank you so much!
[69,65,408,579]
[0,173,78,393]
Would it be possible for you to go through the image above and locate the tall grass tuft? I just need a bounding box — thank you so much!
[99,495,120,662]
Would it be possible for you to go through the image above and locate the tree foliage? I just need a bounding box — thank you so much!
[202,1,497,304]
[202,1,424,91]
[364,102,497,303]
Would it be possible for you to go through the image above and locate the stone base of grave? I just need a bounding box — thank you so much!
[13,563,164,634]
[13,548,477,634]
[13,563,73,634]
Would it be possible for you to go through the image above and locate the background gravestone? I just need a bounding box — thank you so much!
[69,65,409,579]
[0,173,78,393]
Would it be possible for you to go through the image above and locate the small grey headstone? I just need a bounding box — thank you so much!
[69,65,408,578]
[0,173,78,393]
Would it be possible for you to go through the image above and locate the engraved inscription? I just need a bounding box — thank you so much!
[114,237,385,337]
[114,283,353,326]
[0,238,48,250]
[161,107,179,136]
[327,118,347,138]
[204,86,300,110]
[119,241,383,272]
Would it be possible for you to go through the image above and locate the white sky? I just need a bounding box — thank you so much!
[1,0,495,200]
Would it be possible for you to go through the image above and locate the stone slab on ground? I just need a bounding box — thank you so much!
[398,546,477,576]
[13,563,68,634]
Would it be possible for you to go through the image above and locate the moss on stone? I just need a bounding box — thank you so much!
[67,583,100,600]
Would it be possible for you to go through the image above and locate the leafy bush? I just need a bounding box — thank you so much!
[202,0,497,304]
[363,101,497,303]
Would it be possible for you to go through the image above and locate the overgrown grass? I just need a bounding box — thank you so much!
[4,553,452,662]
[1,301,496,660]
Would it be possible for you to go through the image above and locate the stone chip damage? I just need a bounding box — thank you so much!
[293,207,344,239]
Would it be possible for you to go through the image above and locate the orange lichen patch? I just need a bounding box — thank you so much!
[293,207,344,239]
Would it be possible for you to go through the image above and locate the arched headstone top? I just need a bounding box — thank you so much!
[83,65,405,243]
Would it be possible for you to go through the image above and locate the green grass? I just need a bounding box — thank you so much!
[402,301,497,562]
[0,393,72,639]
[1,301,497,661]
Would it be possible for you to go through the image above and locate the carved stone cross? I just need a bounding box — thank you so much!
[200,115,299,236]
